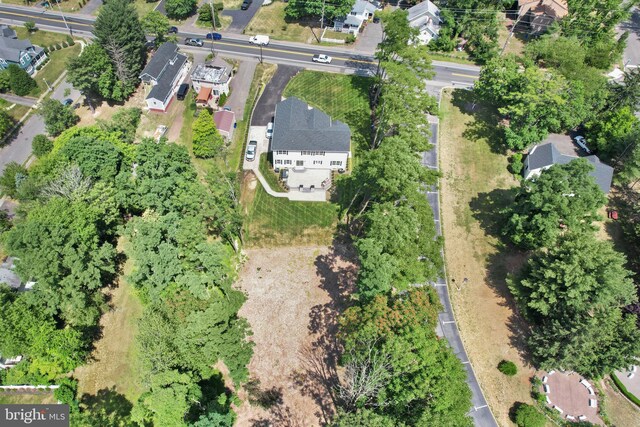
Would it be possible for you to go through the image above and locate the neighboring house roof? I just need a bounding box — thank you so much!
[214,110,235,134]
[518,0,568,18]
[147,52,188,103]
[191,56,232,84]
[0,25,16,39]
[342,14,364,27]
[139,42,181,82]
[407,0,441,23]
[272,97,351,152]
[523,142,613,194]
[352,0,377,15]
[0,37,40,63]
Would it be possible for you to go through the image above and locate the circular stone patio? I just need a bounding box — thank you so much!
[541,371,602,424]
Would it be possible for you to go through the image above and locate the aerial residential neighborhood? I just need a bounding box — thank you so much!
[0,0,639,426]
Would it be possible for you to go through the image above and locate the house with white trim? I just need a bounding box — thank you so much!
[0,25,47,75]
[333,0,378,35]
[191,56,233,107]
[407,1,442,45]
[139,43,190,112]
[271,97,351,191]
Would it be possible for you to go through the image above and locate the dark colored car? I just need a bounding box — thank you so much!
[185,38,204,47]
[168,26,178,34]
[62,98,73,107]
[145,39,157,50]
[177,83,189,100]
[206,32,222,40]
[241,0,252,10]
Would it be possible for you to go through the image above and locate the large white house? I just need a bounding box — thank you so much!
[139,43,190,112]
[333,0,378,35]
[271,97,351,190]
[407,1,442,45]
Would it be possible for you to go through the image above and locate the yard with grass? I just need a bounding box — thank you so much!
[259,153,286,192]
[438,88,534,426]
[244,182,338,247]
[0,98,31,121]
[0,392,57,405]
[245,1,320,43]
[13,27,70,47]
[283,70,372,157]
[34,44,82,94]
[4,0,80,12]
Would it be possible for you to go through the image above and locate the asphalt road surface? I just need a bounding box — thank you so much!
[222,0,263,33]
[0,4,480,85]
[620,7,640,67]
[251,65,300,126]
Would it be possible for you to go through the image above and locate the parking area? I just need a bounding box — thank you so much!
[243,125,268,171]
[251,65,300,126]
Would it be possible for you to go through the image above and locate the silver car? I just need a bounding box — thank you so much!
[574,135,591,154]
[246,140,257,162]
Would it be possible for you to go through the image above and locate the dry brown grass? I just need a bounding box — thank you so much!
[603,378,640,427]
[439,89,535,425]
[234,244,357,426]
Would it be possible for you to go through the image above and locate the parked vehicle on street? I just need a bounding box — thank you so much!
[168,26,179,34]
[249,35,270,45]
[206,32,222,40]
[241,0,252,9]
[574,135,592,154]
[312,54,332,64]
[246,140,257,162]
[185,38,204,47]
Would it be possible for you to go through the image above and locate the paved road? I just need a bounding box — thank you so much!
[421,88,498,427]
[0,4,480,85]
[155,0,167,15]
[251,65,299,126]
[222,0,263,33]
[0,94,36,107]
[620,7,640,67]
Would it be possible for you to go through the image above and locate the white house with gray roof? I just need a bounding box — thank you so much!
[272,97,351,189]
[407,1,442,45]
[139,42,190,112]
[0,25,46,75]
[523,142,613,194]
[191,56,233,106]
[333,0,378,35]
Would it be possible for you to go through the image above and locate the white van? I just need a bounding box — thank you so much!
[249,35,270,45]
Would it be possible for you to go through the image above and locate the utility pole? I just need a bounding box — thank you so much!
[210,0,216,55]
[54,0,72,35]
[259,43,263,64]
[501,10,524,55]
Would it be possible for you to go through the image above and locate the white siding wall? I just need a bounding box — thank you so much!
[192,80,230,96]
[273,150,349,170]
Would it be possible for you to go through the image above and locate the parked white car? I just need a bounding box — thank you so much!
[312,54,332,64]
[574,135,592,154]
[249,35,270,45]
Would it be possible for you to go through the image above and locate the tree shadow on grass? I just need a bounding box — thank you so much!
[79,387,133,427]
[469,187,533,363]
[450,88,507,155]
[289,240,358,425]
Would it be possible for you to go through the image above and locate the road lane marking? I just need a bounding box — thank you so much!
[451,72,479,79]
[0,10,93,29]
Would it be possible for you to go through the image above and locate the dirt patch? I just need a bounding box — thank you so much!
[439,90,535,425]
[234,244,357,426]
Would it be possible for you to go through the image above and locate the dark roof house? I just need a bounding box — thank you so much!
[523,142,613,194]
[272,97,351,153]
[140,42,189,112]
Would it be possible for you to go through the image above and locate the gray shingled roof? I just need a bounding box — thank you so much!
[524,142,613,194]
[272,97,351,152]
[407,0,440,22]
[0,37,36,63]
[147,53,187,103]
[0,25,16,39]
[140,42,180,82]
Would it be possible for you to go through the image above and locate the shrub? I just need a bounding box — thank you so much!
[213,2,223,11]
[0,162,28,198]
[24,21,36,32]
[281,24,287,31]
[54,378,79,411]
[514,403,545,427]
[62,41,69,48]
[498,360,518,376]
[345,34,356,44]
[509,152,523,175]
[65,35,75,46]
[217,92,227,106]
[32,134,53,158]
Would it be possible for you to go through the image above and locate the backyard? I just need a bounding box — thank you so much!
[438,88,534,426]
[245,1,320,44]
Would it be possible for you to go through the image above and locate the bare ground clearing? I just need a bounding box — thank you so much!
[234,244,357,426]
[439,89,534,426]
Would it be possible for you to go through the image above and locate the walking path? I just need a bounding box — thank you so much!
[422,85,498,427]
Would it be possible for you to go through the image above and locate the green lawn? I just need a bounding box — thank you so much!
[245,1,318,43]
[34,44,82,94]
[245,184,338,247]
[0,98,31,121]
[0,392,57,404]
[4,0,80,12]
[13,27,70,48]
[284,71,373,156]
[259,152,286,192]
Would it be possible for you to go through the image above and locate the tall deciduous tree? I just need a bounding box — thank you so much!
[142,10,170,42]
[165,0,197,19]
[285,0,354,21]
[39,99,79,137]
[6,64,36,96]
[192,109,224,158]
[509,232,640,377]
[94,0,146,90]
[503,160,607,250]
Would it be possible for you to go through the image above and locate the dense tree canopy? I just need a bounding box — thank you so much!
[39,99,79,137]
[502,160,607,250]
[192,109,224,158]
[165,0,197,19]
[6,64,36,96]
[141,10,170,42]
[285,0,354,21]
[509,232,640,377]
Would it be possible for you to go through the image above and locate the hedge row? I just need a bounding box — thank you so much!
[611,373,640,408]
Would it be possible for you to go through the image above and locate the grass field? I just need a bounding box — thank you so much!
[245,1,318,43]
[284,71,372,157]
[259,153,286,192]
[4,0,80,12]
[13,27,70,47]
[439,89,534,426]
[0,392,57,404]
[244,184,338,247]
[0,98,31,121]
[34,44,82,94]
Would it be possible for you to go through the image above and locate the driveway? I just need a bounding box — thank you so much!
[80,0,102,15]
[251,65,300,126]
[226,59,257,121]
[354,21,383,55]
[222,0,263,33]
[620,7,640,67]
[155,0,167,14]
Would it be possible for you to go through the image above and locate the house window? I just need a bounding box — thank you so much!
[302,151,326,156]
[275,160,282,165]
[284,160,292,165]
[296,160,304,166]
[313,160,322,165]
[276,150,288,155]
[330,161,342,166]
